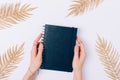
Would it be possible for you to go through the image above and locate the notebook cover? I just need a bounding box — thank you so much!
[41,24,77,72]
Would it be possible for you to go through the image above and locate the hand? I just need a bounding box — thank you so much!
[23,33,44,80]
[72,37,86,80]
[29,33,44,74]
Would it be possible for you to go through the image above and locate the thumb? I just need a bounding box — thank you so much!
[73,45,79,60]
[37,43,44,60]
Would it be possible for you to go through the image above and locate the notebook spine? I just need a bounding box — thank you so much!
[41,25,46,68]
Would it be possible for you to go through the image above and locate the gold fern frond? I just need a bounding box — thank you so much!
[0,43,24,79]
[0,3,36,30]
[68,0,103,16]
[96,35,120,80]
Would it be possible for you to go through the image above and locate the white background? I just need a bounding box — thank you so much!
[0,0,120,80]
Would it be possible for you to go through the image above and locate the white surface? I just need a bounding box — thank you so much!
[0,0,120,80]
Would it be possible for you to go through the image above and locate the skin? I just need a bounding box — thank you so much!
[23,33,86,80]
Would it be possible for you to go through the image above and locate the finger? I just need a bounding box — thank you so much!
[76,36,82,44]
[31,43,38,57]
[79,43,86,61]
[73,45,80,59]
[79,42,85,53]
[37,43,44,60]
[33,33,42,45]
[77,37,85,52]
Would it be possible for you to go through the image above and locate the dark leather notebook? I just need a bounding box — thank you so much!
[40,24,77,72]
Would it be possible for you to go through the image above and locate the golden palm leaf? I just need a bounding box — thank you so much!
[0,3,36,30]
[68,0,103,16]
[96,35,120,80]
[0,43,24,79]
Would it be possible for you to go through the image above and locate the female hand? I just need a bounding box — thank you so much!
[23,33,44,80]
[29,33,44,74]
[72,37,86,80]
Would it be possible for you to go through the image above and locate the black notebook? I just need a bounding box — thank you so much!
[40,24,77,72]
